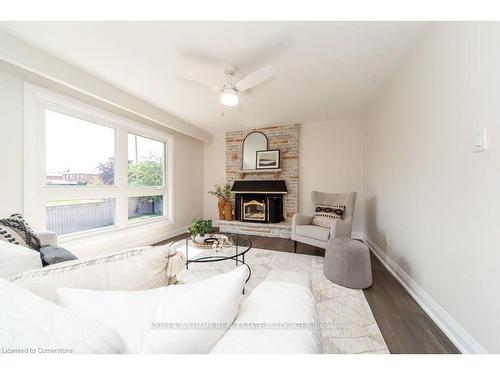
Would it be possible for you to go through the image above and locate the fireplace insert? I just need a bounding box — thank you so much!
[243,198,266,221]
[234,194,284,223]
[231,180,287,223]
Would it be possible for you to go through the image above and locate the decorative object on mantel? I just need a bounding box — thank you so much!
[256,149,281,170]
[242,131,268,170]
[208,183,232,220]
[187,217,214,244]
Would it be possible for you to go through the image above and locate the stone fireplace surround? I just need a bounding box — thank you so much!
[215,124,299,238]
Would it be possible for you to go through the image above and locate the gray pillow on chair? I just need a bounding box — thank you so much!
[39,245,78,266]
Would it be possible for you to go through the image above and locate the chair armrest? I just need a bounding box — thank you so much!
[37,231,58,246]
[330,219,353,239]
[292,213,314,237]
[292,213,314,226]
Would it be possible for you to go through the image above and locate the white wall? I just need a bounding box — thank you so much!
[299,120,364,233]
[203,120,365,233]
[364,23,500,353]
[0,62,205,255]
[0,64,24,218]
[203,130,227,220]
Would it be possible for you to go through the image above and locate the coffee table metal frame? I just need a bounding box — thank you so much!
[174,232,252,284]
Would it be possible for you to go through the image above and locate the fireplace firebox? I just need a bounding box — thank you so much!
[243,198,266,221]
[231,180,287,223]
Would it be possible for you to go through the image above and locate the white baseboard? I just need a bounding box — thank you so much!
[352,231,364,241]
[361,235,487,354]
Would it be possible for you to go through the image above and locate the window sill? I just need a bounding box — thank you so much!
[127,215,171,229]
[59,216,173,245]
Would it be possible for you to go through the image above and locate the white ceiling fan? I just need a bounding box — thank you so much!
[175,65,274,107]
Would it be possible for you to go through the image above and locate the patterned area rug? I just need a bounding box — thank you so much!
[177,247,388,354]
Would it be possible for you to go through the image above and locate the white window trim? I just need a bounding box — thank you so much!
[24,83,174,242]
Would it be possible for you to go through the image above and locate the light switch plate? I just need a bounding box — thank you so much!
[473,128,487,152]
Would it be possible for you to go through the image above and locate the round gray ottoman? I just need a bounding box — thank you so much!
[324,238,372,289]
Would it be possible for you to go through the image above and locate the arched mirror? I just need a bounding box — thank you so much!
[242,131,268,170]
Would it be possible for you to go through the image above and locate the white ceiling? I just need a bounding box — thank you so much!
[0,22,425,134]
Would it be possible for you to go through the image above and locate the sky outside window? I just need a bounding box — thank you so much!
[45,110,115,175]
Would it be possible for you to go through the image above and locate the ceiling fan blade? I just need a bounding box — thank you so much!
[174,76,219,93]
[234,65,274,92]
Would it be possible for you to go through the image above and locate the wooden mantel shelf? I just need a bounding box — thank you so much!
[238,169,282,178]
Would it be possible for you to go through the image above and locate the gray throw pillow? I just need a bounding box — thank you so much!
[39,245,78,266]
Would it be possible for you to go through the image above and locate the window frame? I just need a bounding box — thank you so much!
[24,83,174,241]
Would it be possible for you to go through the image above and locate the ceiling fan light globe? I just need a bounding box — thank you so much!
[220,88,239,106]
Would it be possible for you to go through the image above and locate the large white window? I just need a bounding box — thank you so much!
[24,84,172,239]
[45,110,116,187]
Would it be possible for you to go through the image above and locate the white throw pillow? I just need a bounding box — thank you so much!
[210,280,323,354]
[57,287,161,353]
[0,277,124,354]
[143,265,248,354]
[11,245,184,302]
[0,241,42,278]
[57,266,249,354]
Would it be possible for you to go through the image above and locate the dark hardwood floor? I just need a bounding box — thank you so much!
[155,233,459,354]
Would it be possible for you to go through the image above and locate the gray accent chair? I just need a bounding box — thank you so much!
[291,191,357,252]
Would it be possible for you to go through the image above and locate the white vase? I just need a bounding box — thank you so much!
[193,234,209,244]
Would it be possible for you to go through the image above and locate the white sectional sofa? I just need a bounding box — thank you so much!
[1,232,322,354]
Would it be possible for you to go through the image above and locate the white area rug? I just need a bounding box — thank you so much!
[177,247,389,354]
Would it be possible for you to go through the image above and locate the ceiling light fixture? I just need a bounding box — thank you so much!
[220,87,239,107]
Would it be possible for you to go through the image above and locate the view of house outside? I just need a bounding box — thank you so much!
[45,110,165,235]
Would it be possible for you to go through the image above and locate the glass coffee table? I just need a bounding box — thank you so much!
[169,232,252,283]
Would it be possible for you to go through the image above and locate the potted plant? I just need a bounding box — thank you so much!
[187,217,214,244]
[208,183,232,220]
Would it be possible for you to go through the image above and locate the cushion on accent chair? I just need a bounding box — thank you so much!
[312,204,345,228]
[295,225,330,242]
